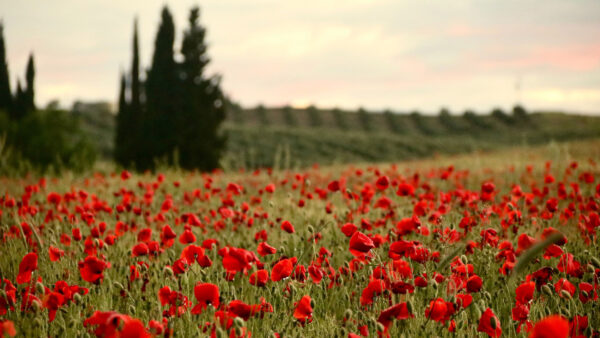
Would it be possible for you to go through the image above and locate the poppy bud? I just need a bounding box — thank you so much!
[474,308,481,319]
[560,290,572,299]
[310,298,315,309]
[35,281,45,294]
[307,225,314,233]
[344,309,353,320]
[33,317,43,326]
[113,281,124,290]
[460,255,468,264]
[31,300,42,312]
[483,291,491,301]
[376,323,385,332]
[407,300,414,314]
[129,304,136,314]
[560,308,570,318]
[163,266,174,277]
[234,317,244,328]
[542,284,553,296]
[216,328,226,338]
[73,293,82,303]
[591,257,600,268]
[0,290,6,300]
[588,264,597,273]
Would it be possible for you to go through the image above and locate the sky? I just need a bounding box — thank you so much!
[2,0,600,114]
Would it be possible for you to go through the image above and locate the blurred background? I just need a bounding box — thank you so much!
[0,0,599,173]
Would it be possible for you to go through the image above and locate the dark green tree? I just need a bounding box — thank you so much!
[130,19,142,132]
[383,109,403,133]
[282,105,296,126]
[142,6,177,169]
[491,107,514,125]
[307,105,321,127]
[177,6,226,170]
[512,105,528,121]
[114,73,130,165]
[13,80,25,120]
[24,53,35,113]
[358,107,372,131]
[0,23,11,113]
[332,107,348,130]
[256,104,268,125]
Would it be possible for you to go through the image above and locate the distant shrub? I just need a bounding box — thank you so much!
[491,108,514,125]
[227,101,244,124]
[282,105,297,127]
[512,105,529,121]
[438,108,461,132]
[358,107,372,131]
[255,104,269,126]
[383,109,403,133]
[0,109,97,174]
[462,110,492,130]
[307,105,322,127]
[410,111,435,134]
[332,108,348,130]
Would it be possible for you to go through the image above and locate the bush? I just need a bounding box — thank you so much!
[0,109,96,174]
[383,109,403,134]
[463,110,492,130]
[438,108,461,132]
[282,105,297,127]
[491,108,514,125]
[410,111,435,135]
[332,108,348,130]
[357,107,372,131]
[307,105,322,127]
[255,104,269,126]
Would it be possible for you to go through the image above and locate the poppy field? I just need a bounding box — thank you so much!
[0,140,599,338]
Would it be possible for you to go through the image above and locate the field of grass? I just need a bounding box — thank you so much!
[0,139,599,337]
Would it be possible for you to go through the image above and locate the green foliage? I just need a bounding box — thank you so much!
[513,105,529,122]
[463,110,492,130]
[332,108,348,130]
[307,105,322,127]
[491,108,514,125]
[357,107,372,131]
[409,111,435,135]
[256,104,269,126]
[282,105,297,126]
[437,108,462,132]
[0,23,11,113]
[383,109,403,134]
[0,109,96,174]
[115,6,226,172]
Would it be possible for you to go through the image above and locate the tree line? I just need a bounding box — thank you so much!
[115,6,226,172]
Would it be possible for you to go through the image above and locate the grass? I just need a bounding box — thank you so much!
[0,139,599,337]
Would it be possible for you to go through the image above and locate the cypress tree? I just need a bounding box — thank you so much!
[143,6,177,169]
[129,19,142,167]
[0,23,12,114]
[13,80,25,120]
[178,6,225,170]
[115,73,130,166]
[24,53,35,113]
[130,19,141,124]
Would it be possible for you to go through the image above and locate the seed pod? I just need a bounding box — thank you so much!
[344,309,353,320]
[234,317,244,328]
[542,284,553,296]
[35,281,45,294]
[307,225,315,233]
[560,290,572,299]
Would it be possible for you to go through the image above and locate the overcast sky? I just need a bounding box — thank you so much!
[3,0,600,114]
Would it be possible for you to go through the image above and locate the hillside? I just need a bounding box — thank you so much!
[77,104,600,169]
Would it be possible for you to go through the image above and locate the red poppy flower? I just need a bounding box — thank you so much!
[293,295,313,325]
[17,252,38,284]
[554,278,576,298]
[360,280,386,306]
[131,243,149,257]
[0,320,16,337]
[78,256,108,284]
[456,294,472,309]
[341,223,358,237]
[578,282,598,303]
[530,315,569,338]
[160,225,177,248]
[375,175,390,190]
[179,229,196,244]
[192,283,220,315]
[466,275,482,293]
[378,302,414,334]
[515,281,535,304]
[478,308,501,338]
[84,311,150,338]
[48,246,64,262]
[271,258,293,282]
[425,298,453,323]
[249,270,269,287]
[349,231,375,257]
[257,242,277,256]
[281,220,295,234]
